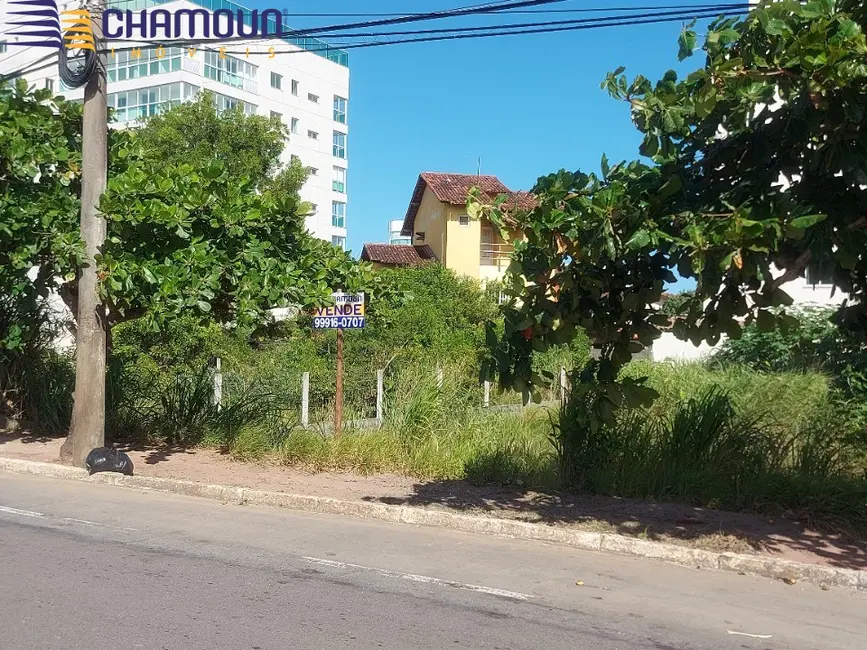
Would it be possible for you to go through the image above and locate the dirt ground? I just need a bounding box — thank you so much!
[2,432,866,571]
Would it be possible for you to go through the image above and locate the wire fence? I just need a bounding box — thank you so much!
[213,358,569,433]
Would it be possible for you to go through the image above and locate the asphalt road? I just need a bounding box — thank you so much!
[1,471,865,650]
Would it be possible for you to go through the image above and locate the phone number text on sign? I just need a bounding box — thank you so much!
[311,292,365,329]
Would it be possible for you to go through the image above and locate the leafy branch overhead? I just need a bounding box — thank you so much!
[471,0,867,427]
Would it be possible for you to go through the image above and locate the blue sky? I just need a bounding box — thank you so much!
[248,1,736,289]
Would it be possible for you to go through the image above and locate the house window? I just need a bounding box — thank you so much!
[270,72,282,89]
[332,201,346,228]
[108,82,198,123]
[107,46,182,83]
[310,203,318,214]
[45,78,54,92]
[333,95,347,123]
[308,92,319,103]
[805,261,834,286]
[212,91,256,116]
[291,79,299,95]
[458,215,470,227]
[332,166,346,193]
[332,131,346,159]
[290,117,298,134]
[332,235,346,250]
[291,154,300,163]
[203,50,257,90]
[270,110,281,120]
[309,167,318,176]
[0,41,7,54]
[308,130,318,140]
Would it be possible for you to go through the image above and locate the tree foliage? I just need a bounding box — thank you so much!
[0,81,83,350]
[98,155,371,330]
[473,0,867,430]
[135,91,308,200]
[0,82,367,341]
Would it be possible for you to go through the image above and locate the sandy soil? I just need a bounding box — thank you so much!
[2,432,866,571]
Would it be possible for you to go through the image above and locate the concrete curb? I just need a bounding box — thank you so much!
[2,456,864,592]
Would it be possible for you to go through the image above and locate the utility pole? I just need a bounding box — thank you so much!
[61,4,108,467]
[335,326,343,438]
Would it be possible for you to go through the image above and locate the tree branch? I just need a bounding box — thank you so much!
[772,250,812,290]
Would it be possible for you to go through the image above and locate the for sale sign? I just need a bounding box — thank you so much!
[311,292,365,329]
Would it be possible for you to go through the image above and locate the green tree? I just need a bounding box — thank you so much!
[135,91,308,200]
[473,0,867,432]
[98,155,371,331]
[0,80,83,351]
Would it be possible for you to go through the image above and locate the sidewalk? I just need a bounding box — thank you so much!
[2,432,866,574]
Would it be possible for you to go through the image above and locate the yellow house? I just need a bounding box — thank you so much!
[399,172,535,282]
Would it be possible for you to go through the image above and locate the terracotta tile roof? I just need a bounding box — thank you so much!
[401,172,536,237]
[360,243,438,266]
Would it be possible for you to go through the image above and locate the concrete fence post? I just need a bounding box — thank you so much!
[436,365,444,389]
[212,357,222,411]
[483,380,491,408]
[301,372,310,428]
[376,369,384,427]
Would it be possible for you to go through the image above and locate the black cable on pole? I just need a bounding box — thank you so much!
[58,46,96,89]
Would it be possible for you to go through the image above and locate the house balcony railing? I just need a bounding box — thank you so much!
[480,243,514,266]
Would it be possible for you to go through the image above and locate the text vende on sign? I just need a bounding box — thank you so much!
[311,292,365,329]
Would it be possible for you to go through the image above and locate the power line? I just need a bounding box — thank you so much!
[139,4,744,52]
[276,3,748,17]
[242,9,742,55]
[137,3,745,49]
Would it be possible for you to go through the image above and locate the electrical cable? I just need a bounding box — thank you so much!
[213,9,742,56]
[133,3,746,49]
[58,46,96,89]
[275,3,749,17]
[0,51,60,84]
[132,4,744,53]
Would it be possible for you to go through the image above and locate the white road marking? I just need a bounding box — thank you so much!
[0,505,137,531]
[727,631,773,639]
[302,556,532,601]
[0,505,45,518]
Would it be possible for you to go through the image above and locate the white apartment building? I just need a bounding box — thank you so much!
[0,0,351,247]
[388,219,411,245]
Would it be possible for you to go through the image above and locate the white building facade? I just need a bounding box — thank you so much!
[0,0,351,247]
[388,219,411,245]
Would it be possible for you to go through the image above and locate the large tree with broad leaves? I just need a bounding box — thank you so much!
[472,0,867,434]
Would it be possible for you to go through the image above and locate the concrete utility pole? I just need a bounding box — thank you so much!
[62,6,108,467]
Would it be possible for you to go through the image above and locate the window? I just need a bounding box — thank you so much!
[309,167,318,176]
[108,82,198,123]
[310,203,318,214]
[107,46,182,83]
[212,91,256,116]
[333,95,347,123]
[290,117,299,134]
[270,110,281,120]
[0,41,6,54]
[332,131,346,159]
[458,215,470,227]
[270,72,282,89]
[805,261,834,286]
[332,235,346,250]
[332,166,346,193]
[44,78,54,92]
[308,130,318,140]
[331,201,346,228]
[291,79,299,95]
[203,50,257,90]
[308,93,319,103]
[291,154,300,163]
